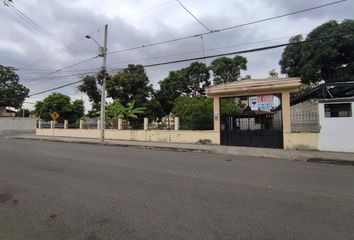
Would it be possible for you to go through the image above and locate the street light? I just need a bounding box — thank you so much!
[85,35,105,57]
[86,24,108,144]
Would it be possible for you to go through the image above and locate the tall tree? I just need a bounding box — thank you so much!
[268,69,279,78]
[34,93,84,122]
[156,69,189,116]
[209,56,247,84]
[279,20,354,84]
[0,65,29,109]
[279,35,303,78]
[107,64,153,106]
[77,75,101,117]
[156,62,211,116]
[183,62,211,96]
[241,75,252,80]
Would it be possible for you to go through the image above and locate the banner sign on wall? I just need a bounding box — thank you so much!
[249,95,276,111]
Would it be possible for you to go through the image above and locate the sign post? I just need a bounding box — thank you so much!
[50,112,60,129]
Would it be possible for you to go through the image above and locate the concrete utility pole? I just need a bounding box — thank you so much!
[86,24,108,144]
[100,24,108,144]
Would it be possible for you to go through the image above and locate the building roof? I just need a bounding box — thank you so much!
[291,81,354,106]
[206,78,301,98]
[318,97,354,103]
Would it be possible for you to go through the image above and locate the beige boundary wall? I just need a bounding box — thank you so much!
[283,132,318,150]
[36,129,319,150]
[36,129,221,145]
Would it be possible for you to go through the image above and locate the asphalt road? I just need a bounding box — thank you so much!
[0,137,354,240]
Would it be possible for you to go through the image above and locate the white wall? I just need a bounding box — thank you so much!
[318,102,354,153]
[0,117,37,131]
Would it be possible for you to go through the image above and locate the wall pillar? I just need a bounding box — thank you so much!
[282,91,291,149]
[174,117,179,131]
[281,91,291,133]
[79,120,83,129]
[97,120,100,130]
[144,118,148,131]
[213,96,220,132]
[50,121,54,129]
[38,120,42,129]
[64,120,68,129]
[118,119,122,130]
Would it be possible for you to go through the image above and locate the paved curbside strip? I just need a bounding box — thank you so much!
[9,135,354,164]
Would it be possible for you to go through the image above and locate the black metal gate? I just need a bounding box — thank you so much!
[221,111,283,149]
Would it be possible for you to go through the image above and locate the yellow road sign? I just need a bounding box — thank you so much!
[50,112,60,120]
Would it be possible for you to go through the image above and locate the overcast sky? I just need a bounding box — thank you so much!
[1,0,353,111]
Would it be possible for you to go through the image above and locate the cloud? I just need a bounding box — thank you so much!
[1,0,353,111]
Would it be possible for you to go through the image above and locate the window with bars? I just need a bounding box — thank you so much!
[324,103,352,118]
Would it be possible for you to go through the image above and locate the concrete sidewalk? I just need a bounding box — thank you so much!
[11,134,354,164]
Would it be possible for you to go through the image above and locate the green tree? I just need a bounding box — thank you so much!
[242,75,252,80]
[220,98,243,115]
[183,62,211,96]
[280,20,354,83]
[268,69,279,78]
[0,65,29,109]
[156,62,211,116]
[156,69,189,116]
[279,35,303,78]
[172,96,213,130]
[107,64,153,106]
[77,75,101,117]
[34,93,84,122]
[209,56,248,84]
[142,97,165,121]
[106,100,146,120]
[172,96,243,130]
[16,109,30,117]
[71,99,85,121]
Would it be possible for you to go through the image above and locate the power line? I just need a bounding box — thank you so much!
[16,67,101,73]
[21,70,123,82]
[28,69,122,97]
[28,79,86,97]
[16,0,174,67]
[176,0,211,32]
[122,0,175,19]
[26,56,99,82]
[106,34,302,67]
[21,34,298,80]
[20,35,294,80]
[16,0,348,81]
[22,71,99,82]
[28,32,352,97]
[107,0,348,56]
[26,0,175,65]
[26,25,106,67]
[2,0,87,62]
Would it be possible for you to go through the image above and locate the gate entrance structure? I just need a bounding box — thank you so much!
[221,109,283,149]
[206,78,301,148]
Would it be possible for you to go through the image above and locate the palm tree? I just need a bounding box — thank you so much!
[106,100,146,120]
[123,100,146,120]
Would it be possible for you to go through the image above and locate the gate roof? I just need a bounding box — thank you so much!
[206,78,301,97]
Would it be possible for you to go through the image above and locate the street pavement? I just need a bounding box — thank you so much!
[0,137,354,240]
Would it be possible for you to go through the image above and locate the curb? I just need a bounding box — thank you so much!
[11,136,212,154]
[307,158,354,166]
[10,136,354,166]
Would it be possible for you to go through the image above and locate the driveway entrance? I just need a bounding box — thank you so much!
[206,78,301,148]
[221,111,283,149]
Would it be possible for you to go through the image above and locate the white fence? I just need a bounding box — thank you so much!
[0,117,38,131]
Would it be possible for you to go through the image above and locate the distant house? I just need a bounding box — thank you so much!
[0,106,16,117]
[288,81,354,152]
